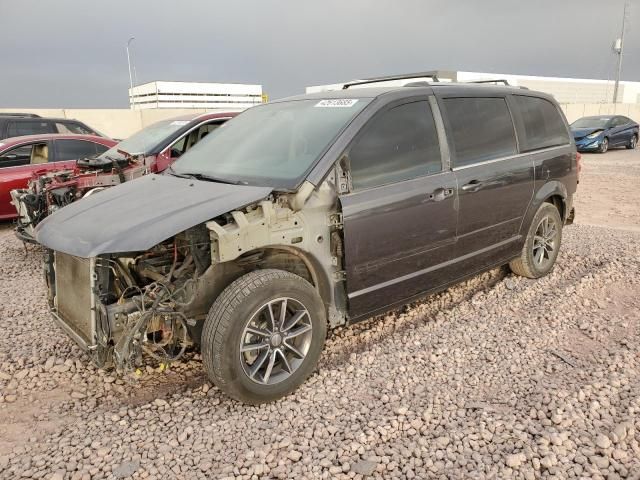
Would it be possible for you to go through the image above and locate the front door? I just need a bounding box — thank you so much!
[340,98,458,319]
[609,117,633,146]
[0,141,52,218]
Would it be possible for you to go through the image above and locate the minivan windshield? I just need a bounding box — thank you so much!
[171,98,370,189]
[100,118,191,160]
[571,117,611,129]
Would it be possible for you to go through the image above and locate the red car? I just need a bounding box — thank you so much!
[11,112,236,240]
[0,134,117,219]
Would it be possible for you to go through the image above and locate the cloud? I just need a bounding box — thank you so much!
[0,0,635,107]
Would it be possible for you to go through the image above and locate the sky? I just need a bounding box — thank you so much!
[0,0,638,108]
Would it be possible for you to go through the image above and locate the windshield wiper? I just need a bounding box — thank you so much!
[166,167,245,185]
[165,165,192,179]
[186,173,246,185]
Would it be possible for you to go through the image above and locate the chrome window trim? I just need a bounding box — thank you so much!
[451,143,572,171]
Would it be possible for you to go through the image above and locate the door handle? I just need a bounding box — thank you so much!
[429,187,454,201]
[461,179,484,192]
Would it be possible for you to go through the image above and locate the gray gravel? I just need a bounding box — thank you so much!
[1,151,639,479]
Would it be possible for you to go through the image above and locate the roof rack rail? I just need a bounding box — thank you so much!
[0,112,41,118]
[466,79,511,86]
[342,71,441,89]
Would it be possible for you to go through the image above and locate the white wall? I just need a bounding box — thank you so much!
[2,103,639,140]
[0,108,244,139]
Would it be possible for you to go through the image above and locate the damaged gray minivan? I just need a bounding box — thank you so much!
[36,73,578,403]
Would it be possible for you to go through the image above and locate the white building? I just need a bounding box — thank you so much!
[129,81,264,110]
[306,71,640,104]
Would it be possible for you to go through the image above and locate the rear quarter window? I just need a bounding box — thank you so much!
[442,97,517,167]
[56,121,95,135]
[512,96,570,151]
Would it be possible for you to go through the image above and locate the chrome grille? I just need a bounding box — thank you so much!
[54,252,94,345]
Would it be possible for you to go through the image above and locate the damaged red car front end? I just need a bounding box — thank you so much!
[11,112,237,242]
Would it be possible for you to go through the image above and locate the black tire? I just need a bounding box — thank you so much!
[598,137,609,153]
[510,203,563,279]
[626,134,637,150]
[201,269,326,404]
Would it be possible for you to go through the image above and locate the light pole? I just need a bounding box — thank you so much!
[126,36,136,109]
[612,1,629,104]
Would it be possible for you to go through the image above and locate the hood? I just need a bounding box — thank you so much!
[571,127,605,138]
[35,174,272,258]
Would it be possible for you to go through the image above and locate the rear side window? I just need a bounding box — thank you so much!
[512,96,570,151]
[56,121,95,135]
[55,139,102,161]
[443,97,517,167]
[349,100,441,190]
[7,120,54,137]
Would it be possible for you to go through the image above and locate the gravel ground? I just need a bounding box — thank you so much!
[1,149,639,479]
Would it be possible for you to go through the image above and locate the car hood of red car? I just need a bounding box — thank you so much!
[35,173,272,258]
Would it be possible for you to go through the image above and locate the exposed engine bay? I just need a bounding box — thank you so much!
[44,180,346,373]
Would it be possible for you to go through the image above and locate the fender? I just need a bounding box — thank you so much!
[520,180,568,235]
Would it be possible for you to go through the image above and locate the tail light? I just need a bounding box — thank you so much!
[576,152,582,183]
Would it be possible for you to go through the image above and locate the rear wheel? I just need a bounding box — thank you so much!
[627,134,637,150]
[598,137,609,153]
[201,269,326,404]
[510,203,563,279]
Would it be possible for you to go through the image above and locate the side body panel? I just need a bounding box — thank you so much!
[452,155,533,269]
[341,172,458,317]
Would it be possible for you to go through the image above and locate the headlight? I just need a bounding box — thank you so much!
[587,130,604,139]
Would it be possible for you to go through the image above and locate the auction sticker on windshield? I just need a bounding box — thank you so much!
[315,99,359,108]
[170,120,190,126]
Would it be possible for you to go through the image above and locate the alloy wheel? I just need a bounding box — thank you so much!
[532,215,559,270]
[631,136,637,149]
[600,138,609,153]
[239,297,313,385]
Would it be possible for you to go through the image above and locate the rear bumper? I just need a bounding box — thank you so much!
[566,207,575,225]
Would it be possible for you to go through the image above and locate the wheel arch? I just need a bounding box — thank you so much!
[233,245,334,310]
[521,181,568,233]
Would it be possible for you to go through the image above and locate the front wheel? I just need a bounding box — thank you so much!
[201,269,327,404]
[510,203,563,279]
[626,134,637,150]
[598,137,609,153]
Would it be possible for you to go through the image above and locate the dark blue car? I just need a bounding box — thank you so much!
[571,115,638,153]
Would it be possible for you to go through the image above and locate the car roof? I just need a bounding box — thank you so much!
[273,83,554,103]
[0,133,115,147]
[577,115,615,120]
[0,116,85,122]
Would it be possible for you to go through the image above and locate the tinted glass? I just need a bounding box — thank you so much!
[173,99,371,188]
[512,96,570,151]
[0,145,33,167]
[612,116,628,127]
[444,97,517,167]
[7,120,54,137]
[55,139,99,161]
[56,121,94,135]
[349,101,441,190]
[95,144,109,155]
